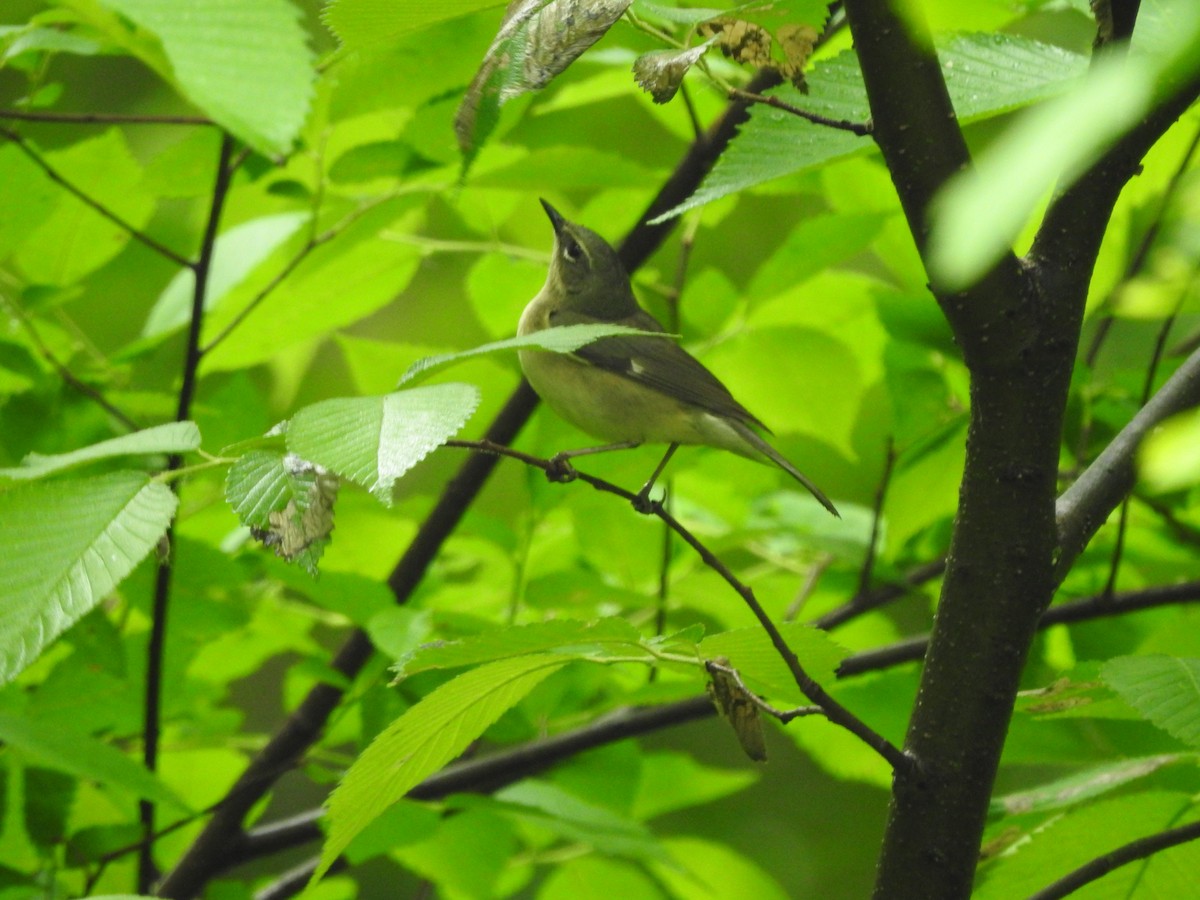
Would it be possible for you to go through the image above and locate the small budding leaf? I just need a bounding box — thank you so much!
[456,0,632,161]
[632,42,712,103]
[706,658,768,762]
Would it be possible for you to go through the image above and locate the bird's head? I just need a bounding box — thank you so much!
[540,199,638,319]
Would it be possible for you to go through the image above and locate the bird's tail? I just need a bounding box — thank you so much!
[730,421,840,518]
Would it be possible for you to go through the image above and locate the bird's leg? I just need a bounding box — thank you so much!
[633,443,679,513]
[546,441,641,483]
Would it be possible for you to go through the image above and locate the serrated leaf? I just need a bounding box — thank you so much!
[990,754,1187,817]
[316,653,569,881]
[657,33,1088,222]
[399,324,672,385]
[0,472,178,683]
[455,0,632,162]
[0,422,200,481]
[323,0,506,49]
[143,212,310,338]
[287,384,480,504]
[394,617,647,678]
[0,713,187,811]
[929,12,1200,289]
[226,450,338,577]
[1102,655,1200,748]
[96,0,314,155]
[700,622,847,705]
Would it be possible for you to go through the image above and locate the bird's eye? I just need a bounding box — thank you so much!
[561,239,582,264]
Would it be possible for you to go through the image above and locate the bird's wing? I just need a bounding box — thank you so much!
[549,308,768,431]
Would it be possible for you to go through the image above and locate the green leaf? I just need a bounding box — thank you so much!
[0,422,200,481]
[1141,408,1200,492]
[0,713,187,810]
[225,449,338,576]
[394,617,647,677]
[142,212,311,338]
[13,129,154,285]
[0,472,178,684]
[317,653,569,880]
[487,780,670,861]
[653,835,792,900]
[454,0,632,163]
[96,0,314,156]
[399,324,673,385]
[631,751,758,820]
[200,213,423,372]
[699,622,847,705]
[287,384,480,504]
[1102,655,1200,748]
[323,0,507,49]
[990,753,1188,818]
[658,33,1088,222]
[976,791,1200,900]
[929,13,1200,289]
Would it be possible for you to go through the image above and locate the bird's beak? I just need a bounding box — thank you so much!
[539,198,567,236]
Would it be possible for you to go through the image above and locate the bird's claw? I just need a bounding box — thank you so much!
[546,453,578,484]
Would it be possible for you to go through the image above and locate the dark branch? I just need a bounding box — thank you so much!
[140,133,236,893]
[1028,818,1200,900]
[726,87,873,135]
[445,439,911,774]
[841,0,1027,365]
[0,108,212,125]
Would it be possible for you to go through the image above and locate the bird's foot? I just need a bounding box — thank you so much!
[546,453,578,484]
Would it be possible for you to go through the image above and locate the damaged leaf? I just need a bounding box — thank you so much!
[456,0,632,162]
[632,39,713,103]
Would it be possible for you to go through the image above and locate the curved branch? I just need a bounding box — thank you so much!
[446,440,909,773]
[1027,818,1200,900]
[0,126,193,268]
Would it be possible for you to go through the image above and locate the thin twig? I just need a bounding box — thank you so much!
[856,436,895,599]
[139,133,236,893]
[1027,818,1200,900]
[0,108,212,125]
[1082,124,1200,367]
[0,126,193,268]
[1100,267,1194,597]
[226,575,1200,871]
[812,557,946,631]
[726,87,873,135]
[783,554,833,622]
[445,439,912,774]
[0,294,141,431]
[200,191,409,355]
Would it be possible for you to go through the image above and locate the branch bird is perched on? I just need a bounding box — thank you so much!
[518,199,839,517]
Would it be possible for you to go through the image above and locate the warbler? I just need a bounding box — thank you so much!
[518,199,839,517]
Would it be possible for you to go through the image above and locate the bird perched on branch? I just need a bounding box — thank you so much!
[518,199,838,517]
